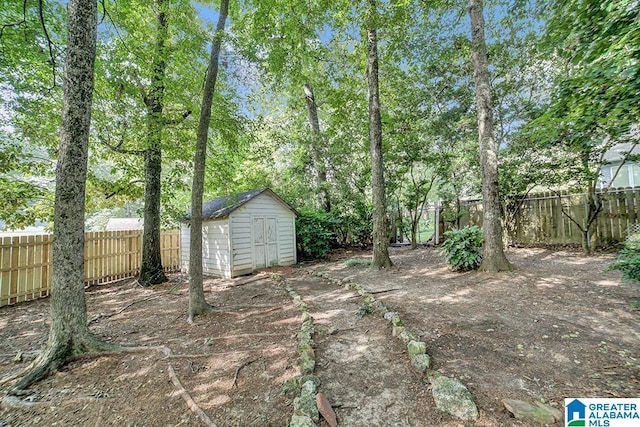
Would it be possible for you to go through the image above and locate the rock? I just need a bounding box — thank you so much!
[289,414,316,427]
[399,329,419,344]
[316,392,338,427]
[407,340,427,356]
[431,375,479,420]
[373,300,388,313]
[298,345,316,374]
[503,399,563,424]
[301,380,316,394]
[294,381,319,422]
[362,294,375,304]
[410,353,431,371]
[296,375,321,389]
[392,325,405,337]
[383,311,398,320]
[298,329,313,348]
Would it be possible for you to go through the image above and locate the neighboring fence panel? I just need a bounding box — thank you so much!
[0,229,180,307]
[448,188,640,246]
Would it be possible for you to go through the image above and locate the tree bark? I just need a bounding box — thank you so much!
[188,0,229,322]
[11,0,116,392]
[366,0,392,270]
[303,83,331,212]
[469,0,512,272]
[139,0,169,286]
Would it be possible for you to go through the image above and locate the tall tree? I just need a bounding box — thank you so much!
[367,0,392,269]
[189,0,229,322]
[10,0,116,392]
[139,0,171,286]
[469,0,511,272]
[303,82,331,212]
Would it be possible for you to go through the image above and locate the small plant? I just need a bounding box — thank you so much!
[345,258,372,267]
[608,233,640,283]
[356,302,372,318]
[439,226,483,271]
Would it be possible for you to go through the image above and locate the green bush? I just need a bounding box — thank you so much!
[608,234,640,283]
[296,209,336,258]
[345,258,371,267]
[439,226,483,271]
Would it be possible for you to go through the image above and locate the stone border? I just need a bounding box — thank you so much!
[313,270,479,421]
[271,274,321,426]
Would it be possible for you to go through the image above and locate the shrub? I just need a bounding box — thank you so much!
[345,258,371,267]
[439,226,483,271]
[608,234,640,283]
[296,209,336,258]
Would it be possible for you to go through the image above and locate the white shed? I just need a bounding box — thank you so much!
[180,188,298,278]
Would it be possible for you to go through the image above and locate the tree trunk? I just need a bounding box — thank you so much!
[469,0,512,272]
[366,0,392,270]
[139,0,169,286]
[410,220,418,250]
[11,0,116,392]
[303,83,331,212]
[188,0,229,322]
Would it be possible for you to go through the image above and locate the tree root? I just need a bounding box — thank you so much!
[118,345,218,424]
[88,292,169,325]
[3,343,217,425]
[231,358,260,388]
[168,363,217,426]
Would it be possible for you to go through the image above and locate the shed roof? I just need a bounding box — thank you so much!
[186,188,298,221]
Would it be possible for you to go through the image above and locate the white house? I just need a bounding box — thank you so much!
[105,218,143,231]
[180,188,297,278]
[600,143,640,188]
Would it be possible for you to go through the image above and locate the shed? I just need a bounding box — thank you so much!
[180,188,298,278]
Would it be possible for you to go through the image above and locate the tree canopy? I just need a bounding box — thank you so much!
[1,0,635,255]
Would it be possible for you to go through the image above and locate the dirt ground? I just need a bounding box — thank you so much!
[0,246,639,426]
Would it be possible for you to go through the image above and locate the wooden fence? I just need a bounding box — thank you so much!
[0,229,180,307]
[450,188,640,246]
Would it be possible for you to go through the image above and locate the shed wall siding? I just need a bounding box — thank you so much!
[203,220,231,277]
[180,220,231,278]
[180,224,190,272]
[277,215,296,265]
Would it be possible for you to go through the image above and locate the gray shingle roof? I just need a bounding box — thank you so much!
[185,188,297,221]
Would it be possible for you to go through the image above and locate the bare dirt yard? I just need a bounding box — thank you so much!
[1,246,639,426]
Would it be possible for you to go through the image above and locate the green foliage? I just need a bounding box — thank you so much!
[345,258,371,267]
[356,302,372,319]
[439,226,483,271]
[295,209,336,259]
[608,234,640,284]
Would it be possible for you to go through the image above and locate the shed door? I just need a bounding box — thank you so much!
[253,216,279,269]
[266,217,278,267]
[253,217,266,269]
